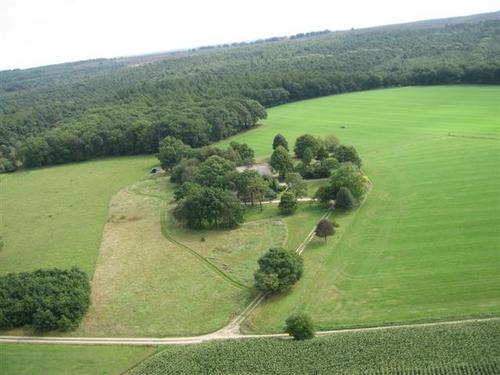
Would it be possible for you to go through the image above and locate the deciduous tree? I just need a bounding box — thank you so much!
[315,219,335,242]
[285,313,315,340]
[254,247,303,293]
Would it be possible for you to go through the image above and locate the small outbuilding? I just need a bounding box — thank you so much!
[236,163,274,177]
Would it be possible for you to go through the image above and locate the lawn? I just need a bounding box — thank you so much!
[0,155,157,276]
[0,344,156,375]
[222,85,500,332]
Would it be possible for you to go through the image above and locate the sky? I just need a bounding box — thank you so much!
[0,0,498,71]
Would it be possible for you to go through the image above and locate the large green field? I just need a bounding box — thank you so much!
[223,85,500,332]
[0,343,156,375]
[1,86,498,340]
[0,156,157,276]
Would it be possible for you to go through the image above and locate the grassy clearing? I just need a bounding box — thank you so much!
[62,176,252,337]
[304,178,329,197]
[129,319,500,374]
[0,344,155,375]
[0,155,157,276]
[245,203,326,251]
[222,86,500,332]
[164,214,287,286]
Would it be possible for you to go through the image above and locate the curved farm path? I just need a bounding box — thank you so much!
[3,179,496,345]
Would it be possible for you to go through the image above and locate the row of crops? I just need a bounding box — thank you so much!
[129,319,500,374]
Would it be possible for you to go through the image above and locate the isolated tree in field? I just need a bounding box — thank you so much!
[270,146,294,179]
[335,187,357,210]
[315,219,335,242]
[294,134,320,159]
[273,134,289,151]
[285,172,307,198]
[158,136,192,169]
[301,147,314,165]
[254,247,304,293]
[333,145,362,167]
[279,191,298,214]
[285,313,315,340]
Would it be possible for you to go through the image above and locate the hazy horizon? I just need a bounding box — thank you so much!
[1,0,498,71]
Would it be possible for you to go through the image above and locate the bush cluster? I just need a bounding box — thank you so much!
[0,268,91,331]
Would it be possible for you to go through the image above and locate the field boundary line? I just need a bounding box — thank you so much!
[1,316,498,346]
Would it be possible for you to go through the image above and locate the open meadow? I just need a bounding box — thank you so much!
[222,85,500,332]
[0,344,156,375]
[1,86,498,339]
[0,156,158,276]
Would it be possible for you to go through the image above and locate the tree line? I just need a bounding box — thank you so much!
[1,18,498,172]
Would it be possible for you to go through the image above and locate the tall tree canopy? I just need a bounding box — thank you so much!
[1,15,498,172]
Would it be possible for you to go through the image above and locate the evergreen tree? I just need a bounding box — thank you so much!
[335,186,357,210]
[279,191,298,214]
[273,134,289,151]
[270,146,294,180]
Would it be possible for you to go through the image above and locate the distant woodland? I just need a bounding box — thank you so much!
[0,13,498,172]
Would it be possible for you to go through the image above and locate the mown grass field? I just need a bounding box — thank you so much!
[1,85,498,342]
[0,156,157,276]
[129,319,500,374]
[0,344,156,375]
[222,86,500,332]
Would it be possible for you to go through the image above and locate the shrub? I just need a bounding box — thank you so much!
[279,192,298,214]
[335,187,357,210]
[0,268,91,331]
[285,313,315,340]
[254,248,303,293]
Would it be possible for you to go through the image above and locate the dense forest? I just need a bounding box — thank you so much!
[0,12,499,172]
